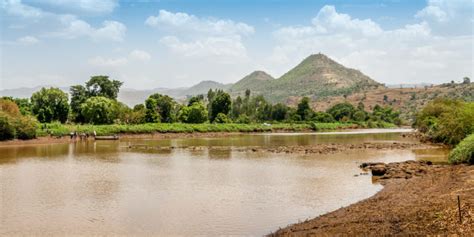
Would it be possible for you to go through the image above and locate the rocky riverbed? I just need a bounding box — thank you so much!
[271,161,474,236]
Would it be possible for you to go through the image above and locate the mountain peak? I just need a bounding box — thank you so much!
[229,70,274,93]
[247,71,273,81]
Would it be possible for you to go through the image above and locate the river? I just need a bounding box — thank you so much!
[0,129,448,235]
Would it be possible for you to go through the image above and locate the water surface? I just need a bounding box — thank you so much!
[0,129,447,235]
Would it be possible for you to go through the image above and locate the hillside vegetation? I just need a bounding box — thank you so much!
[308,82,473,122]
[229,53,381,101]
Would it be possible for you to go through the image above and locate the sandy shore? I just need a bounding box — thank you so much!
[271,161,474,236]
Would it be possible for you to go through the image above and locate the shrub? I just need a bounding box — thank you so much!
[236,114,251,124]
[352,110,366,122]
[0,112,15,141]
[313,112,335,123]
[14,115,38,140]
[327,103,355,121]
[449,134,474,164]
[0,99,21,116]
[214,113,231,124]
[415,99,474,145]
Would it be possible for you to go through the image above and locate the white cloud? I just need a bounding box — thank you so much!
[1,0,126,43]
[52,18,126,42]
[311,5,383,37]
[415,0,473,35]
[88,56,127,67]
[416,6,448,22]
[145,9,254,36]
[1,0,44,18]
[146,10,253,61]
[268,4,473,85]
[17,35,39,44]
[129,50,151,61]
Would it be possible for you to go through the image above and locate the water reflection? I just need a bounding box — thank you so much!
[0,130,448,235]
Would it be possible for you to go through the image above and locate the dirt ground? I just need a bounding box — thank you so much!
[271,161,474,236]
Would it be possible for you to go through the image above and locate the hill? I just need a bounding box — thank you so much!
[2,81,230,107]
[229,53,381,101]
[183,80,231,96]
[229,71,274,94]
[304,82,474,122]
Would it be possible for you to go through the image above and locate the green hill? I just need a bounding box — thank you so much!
[229,71,274,94]
[230,53,381,101]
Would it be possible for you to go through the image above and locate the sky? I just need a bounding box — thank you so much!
[0,0,473,90]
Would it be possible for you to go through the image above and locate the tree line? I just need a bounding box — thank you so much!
[1,75,402,140]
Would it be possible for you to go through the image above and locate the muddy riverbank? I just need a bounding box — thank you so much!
[271,161,474,236]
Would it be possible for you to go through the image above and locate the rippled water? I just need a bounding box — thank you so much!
[0,129,448,235]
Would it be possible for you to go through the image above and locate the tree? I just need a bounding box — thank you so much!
[271,103,288,121]
[463,77,471,84]
[296,97,313,121]
[209,90,231,122]
[188,95,204,106]
[313,112,335,123]
[352,110,367,122]
[1,97,32,116]
[31,87,69,123]
[145,93,175,123]
[0,112,15,141]
[231,96,243,120]
[85,75,123,99]
[357,101,365,111]
[179,102,208,123]
[69,85,88,123]
[327,102,355,121]
[80,96,117,124]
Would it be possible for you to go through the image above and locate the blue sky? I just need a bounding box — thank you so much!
[1,0,472,90]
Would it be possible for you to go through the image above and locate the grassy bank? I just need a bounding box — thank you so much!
[36,122,366,137]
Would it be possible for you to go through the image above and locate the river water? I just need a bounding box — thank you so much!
[0,129,448,235]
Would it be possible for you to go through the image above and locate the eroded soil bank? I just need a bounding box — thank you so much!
[271,161,474,236]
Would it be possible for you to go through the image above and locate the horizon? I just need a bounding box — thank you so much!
[1,0,473,90]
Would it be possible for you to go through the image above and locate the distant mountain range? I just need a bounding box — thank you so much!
[2,53,428,106]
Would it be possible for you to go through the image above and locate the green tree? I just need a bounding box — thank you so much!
[31,87,69,123]
[187,95,204,106]
[85,75,123,99]
[231,96,243,120]
[145,93,176,123]
[352,110,367,122]
[69,85,88,123]
[0,112,15,141]
[463,77,471,84]
[326,102,355,121]
[296,97,313,121]
[271,103,288,121]
[313,112,335,123]
[179,102,208,123]
[80,96,117,124]
[210,90,231,122]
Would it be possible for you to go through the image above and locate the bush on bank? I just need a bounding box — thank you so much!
[0,99,39,141]
[415,99,474,145]
[448,134,474,164]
